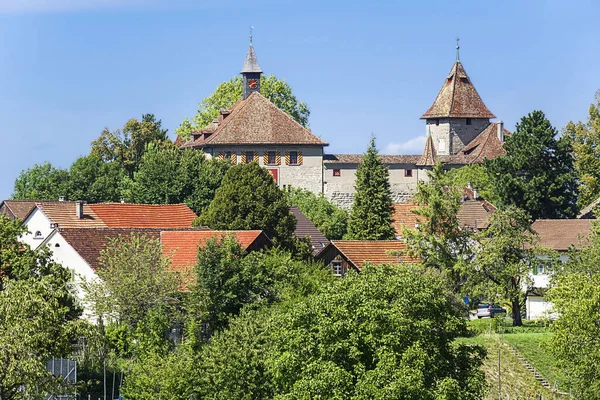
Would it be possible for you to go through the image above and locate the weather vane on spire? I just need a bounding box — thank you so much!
[250,26,254,44]
[456,37,460,62]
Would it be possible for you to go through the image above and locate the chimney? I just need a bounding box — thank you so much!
[75,201,84,219]
[467,182,472,190]
[473,189,479,200]
[497,121,504,143]
[59,196,65,202]
[120,198,125,204]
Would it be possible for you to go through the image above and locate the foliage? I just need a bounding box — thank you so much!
[403,162,472,288]
[66,154,126,203]
[84,233,180,328]
[12,161,69,201]
[345,137,395,240]
[565,90,600,209]
[197,265,487,399]
[0,277,78,400]
[197,162,296,248]
[547,220,600,398]
[176,75,310,139]
[90,114,168,178]
[285,187,348,240]
[486,110,578,220]
[127,143,230,215]
[445,163,497,205]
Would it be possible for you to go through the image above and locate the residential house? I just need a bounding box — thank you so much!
[0,200,36,220]
[290,206,329,255]
[316,240,415,277]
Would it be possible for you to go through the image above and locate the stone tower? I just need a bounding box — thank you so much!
[420,58,495,155]
[241,42,262,100]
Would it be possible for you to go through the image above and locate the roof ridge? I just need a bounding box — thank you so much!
[204,94,254,144]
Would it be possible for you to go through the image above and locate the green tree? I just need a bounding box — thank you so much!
[547,221,600,397]
[84,233,180,328]
[467,206,543,326]
[197,266,487,399]
[286,188,348,240]
[345,137,395,240]
[445,163,496,204]
[12,162,69,201]
[197,162,296,248]
[486,110,578,220]
[66,154,126,203]
[565,90,600,209]
[91,114,168,178]
[176,75,310,139]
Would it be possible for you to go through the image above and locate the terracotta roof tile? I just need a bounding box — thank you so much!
[392,204,422,236]
[33,202,107,228]
[326,240,415,270]
[89,203,197,228]
[460,122,508,163]
[416,134,437,166]
[421,61,495,119]
[532,219,594,251]
[323,154,421,164]
[182,92,327,147]
[1,200,37,220]
[161,230,268,273]
[290,207,329,255]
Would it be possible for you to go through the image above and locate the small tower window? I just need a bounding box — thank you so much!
[435,119,440,126]
[466,118,472,125]
[333,169,341,177]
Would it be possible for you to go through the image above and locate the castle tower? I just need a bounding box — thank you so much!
[241,39,262,100]
[420,44,495,155]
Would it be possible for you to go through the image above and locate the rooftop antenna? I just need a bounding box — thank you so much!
[456,37,460,62]
[250,25,254,44]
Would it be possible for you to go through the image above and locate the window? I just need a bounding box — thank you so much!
[245,151,254,164]
[332,260,344,277]
[34,231,43,239]
[405,169,413,177]
[435,119,440,126]
[267,151,277,165]
[333,169,341,177]
[225,151,232,160]
[466,118,472,125]
[289,151,299,165]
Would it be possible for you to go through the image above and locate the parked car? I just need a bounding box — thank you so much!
[476,304,507,318]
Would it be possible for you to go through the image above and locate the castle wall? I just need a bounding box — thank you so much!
[426,118,490,155]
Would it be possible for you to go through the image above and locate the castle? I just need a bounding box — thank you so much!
[178,41,508,208]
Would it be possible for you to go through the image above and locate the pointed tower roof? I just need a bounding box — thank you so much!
[241,44,262,73]
[416,129,437,166]
[421,61,495,119]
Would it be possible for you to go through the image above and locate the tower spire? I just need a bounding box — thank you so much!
[250,25,254,44]
[456,37,460,62]
[241,30,262,100]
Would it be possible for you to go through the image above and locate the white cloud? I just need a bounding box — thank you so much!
[0,0,163,13]
[383,136,426,155]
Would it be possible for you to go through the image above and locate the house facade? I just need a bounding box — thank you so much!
[177,42,508,209]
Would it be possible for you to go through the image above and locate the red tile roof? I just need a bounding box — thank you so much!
[392,204,422,236]
[421,61,495,119]
[30,202,107,228]
[460,122,508,163]
[181,92,327,147]
[325,240,415,270]
[1,200,37,220]
[532,219,594,251]
[290,207,329,255]
[89,203,197,228]
[161,230,268,273]
[416,134,437,166]
[324,154,421,164]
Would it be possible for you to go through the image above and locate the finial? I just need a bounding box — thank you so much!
[249,26,254,44]
[455,37,460,62]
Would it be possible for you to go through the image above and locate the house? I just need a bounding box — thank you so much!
[177,40,509,209]
[0,200,36,220]
[316,240,415,276]
[290,207,329,255]
[527,219,594,320]
[20,201,197,249]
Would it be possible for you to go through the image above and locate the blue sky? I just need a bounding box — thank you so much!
[1,0,599,199]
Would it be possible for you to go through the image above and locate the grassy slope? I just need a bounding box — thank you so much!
[460,334,556,399]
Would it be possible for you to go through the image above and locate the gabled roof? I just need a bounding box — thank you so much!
[532,219,594,251]
[89,203,197,228]
[392,204,422,236]
[0,200,37,220]
[460,122,508,163]
[416,133,437,166]
[578,197,600,219]
[456,201,493,229]
[26,202,107,228]
[290,207,329,255]
[319,240,414,270]
[241,44,262,73]
[161,230,272,273]
[181,92,327,147]
[421,61,495,119]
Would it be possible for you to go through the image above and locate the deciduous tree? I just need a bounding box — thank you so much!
[66,154,126,203]
[12,161,69,201]
[286,188,348,240]
[345,137,395,240]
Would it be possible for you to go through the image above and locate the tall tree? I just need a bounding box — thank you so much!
[66,154,126,203]
[197,162,296,248]
[286,188,348,240]
[345,137,395,240]
[486,110,578,220]
[91,114,168,178]
[176,75,310,139]
[12,162,69,201]
[565,90,600,209]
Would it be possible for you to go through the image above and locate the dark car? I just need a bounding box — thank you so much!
[476,304,507,318]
